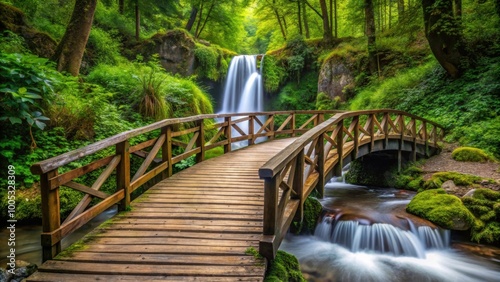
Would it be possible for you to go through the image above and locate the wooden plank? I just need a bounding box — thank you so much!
[28,273,263,281]
[89,237,258,247]
[63,181,108,199]
[105,224,262,233]
[129,138,158,153]
[94,230,261,241]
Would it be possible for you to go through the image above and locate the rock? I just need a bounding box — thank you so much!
[442,180,458,193]
[132,29,196,76]
[1,260,38,282]
[463,189,476,198]
[318,55,355,101]
[0,3,57,58]
[480,179,490,186]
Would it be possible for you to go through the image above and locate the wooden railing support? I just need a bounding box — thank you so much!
[196,120,205,163]
[333,123,343,176]
[163,126,173,177]
[224,117,232,153]
[315,135,325,198]
[116,140,130,211]
[40,170,60,262]
[248,115,255,146]
[293,150,305,221]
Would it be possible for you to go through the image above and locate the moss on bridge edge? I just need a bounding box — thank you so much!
[264,250,306,282]
[291,196,323,235]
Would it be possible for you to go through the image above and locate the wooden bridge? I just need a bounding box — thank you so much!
[28,110,443,281]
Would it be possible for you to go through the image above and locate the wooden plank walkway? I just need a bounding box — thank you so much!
[27,138,296,282]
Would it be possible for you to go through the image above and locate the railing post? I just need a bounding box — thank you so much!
[248,115,254,146]
[369,114,375,152]
[411,118,417,161]
[383,112,389,149]
[261,175,279,259]
[334,122,344,176]
[293,150,305,221]
[116,140,130,211]
[315,135,325,198]
[162,125,173,177]
[398,115,405,172]
[196,119,205,163]
[291,113,296,137]
[224,116,232,153]
[422,121,429,157]
[353,116,359,159]
[269,114,275,140]
[40,170,61,262]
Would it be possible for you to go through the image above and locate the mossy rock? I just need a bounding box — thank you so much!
[292,196,323,234]
[423,171,483,189]
[406,188,476,230]
[451,147,495,162]
[463,188,500,244]
[265,250,306,282]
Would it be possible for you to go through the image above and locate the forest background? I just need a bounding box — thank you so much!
[0,0,499,227]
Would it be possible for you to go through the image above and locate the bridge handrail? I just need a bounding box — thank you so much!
[30,110,341,261]
[258,109,444,259]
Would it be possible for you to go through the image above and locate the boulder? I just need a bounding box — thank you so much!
[318,55,355,101]
[0,260,37,282]
[442,180,458,193]
[132,29,196,76]
[0,3,57,58]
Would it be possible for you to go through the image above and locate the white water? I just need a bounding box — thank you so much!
[219,55,265,148]
[280,183,500,281]
[220,55,264,114]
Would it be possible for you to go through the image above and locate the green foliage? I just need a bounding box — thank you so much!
[423,172,484,189]
[0,52,56,134]
[406,188,476,230]
[86,27,123,67]
[262,55,286,93]
[0,30,28,53]
[194,43,220,81]
[265,250,306,282]
[388,163,425,191]
[463,189,500,244]
[292,196,323,234]
[272,71,318,111]
[137,67,171,121]
[451,147,496,163]
[316,92,341,110]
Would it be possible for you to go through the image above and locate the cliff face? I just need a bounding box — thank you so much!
[318,55,355,101]
[0,3,57,58]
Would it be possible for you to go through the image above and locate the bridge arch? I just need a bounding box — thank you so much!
[258,109,444,259]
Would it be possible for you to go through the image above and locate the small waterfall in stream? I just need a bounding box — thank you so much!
[220,55,264,113]
[314,217,450,258]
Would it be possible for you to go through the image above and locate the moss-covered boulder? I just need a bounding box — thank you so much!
[463,188,500,244]
[0,3,57,57]
[451,147,495,162]
[423,171,485,189]
[265,250,306,282]
[291,196,323,234]
[406,188,476,230]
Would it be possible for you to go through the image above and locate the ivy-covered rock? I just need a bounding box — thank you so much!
[406,188,476,230]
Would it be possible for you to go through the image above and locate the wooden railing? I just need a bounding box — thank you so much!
[258,109,444,259]
[30,110,340,261]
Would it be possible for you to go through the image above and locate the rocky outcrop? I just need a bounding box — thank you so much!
[132,29,196,76]
[0,3,57,58]
[318,55,355,101]
[1,260,38,282]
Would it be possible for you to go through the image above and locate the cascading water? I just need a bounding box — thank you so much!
[220,55,264,114]
[280,182,500,282]
[219,55,265,147]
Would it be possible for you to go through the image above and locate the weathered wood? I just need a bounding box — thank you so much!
[116,140,130,211]
[196,119,205,163]
[63,181,108,199]
[41,170,60,262]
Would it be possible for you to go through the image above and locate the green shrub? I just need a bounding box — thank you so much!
[316,92,341,110]
[451,147,495,162]
[406,188,476,230]
[262,55,287,93]
[194,43,220,81]
[265,250,306,282]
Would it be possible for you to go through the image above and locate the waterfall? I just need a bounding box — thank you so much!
[314,217,450,258]
[220,55,264,114]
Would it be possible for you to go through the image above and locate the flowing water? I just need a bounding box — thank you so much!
[280,180,500,281]
[218,55,266,148]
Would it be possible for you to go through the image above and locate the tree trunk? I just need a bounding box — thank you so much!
[364,0,377,76]
[196,1,216,38]
[422,0,466,78]
[329,0,333,38]
[52,0,97,76]
[302,0,310,38]
[194,2,204,38]
[135,0,140,41]
[397,0,404,22]
[119,0,124,14]
[334,0,337,38]
[272,0,287,41]
[454,0,462,18]
[319,0,332,43]
[297,0,302,35]
[185,7,198,31]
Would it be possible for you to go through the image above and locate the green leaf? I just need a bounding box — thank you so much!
[35,120,46,130]
[8,117,22,124]
[18,87,27,94]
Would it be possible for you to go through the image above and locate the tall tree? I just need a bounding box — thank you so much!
[135,0,140,41]
[302,0,310,38]
[422,0,467,78]
[319,0,333,42]
[185,6,198,31]
[364,0,377,76]
[52,0,97,76]
[397,0,405,22]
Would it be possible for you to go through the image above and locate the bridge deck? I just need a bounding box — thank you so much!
[28,138,296,281]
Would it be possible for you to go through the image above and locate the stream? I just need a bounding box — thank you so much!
[280,180,500,281]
